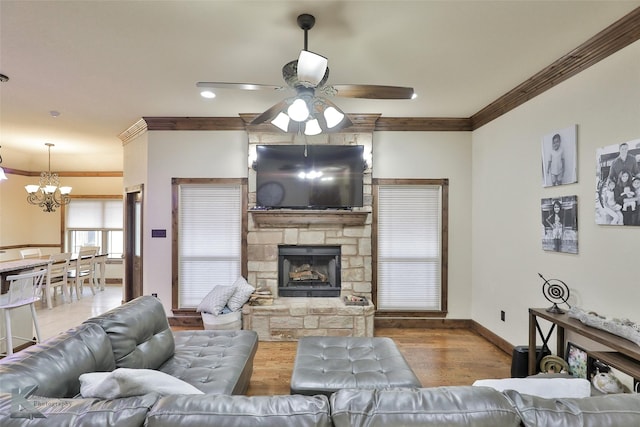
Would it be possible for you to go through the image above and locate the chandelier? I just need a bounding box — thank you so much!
[0,145,7,180]
[25,143,72,212]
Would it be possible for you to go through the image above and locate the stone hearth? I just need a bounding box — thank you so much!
[242,297,374,341]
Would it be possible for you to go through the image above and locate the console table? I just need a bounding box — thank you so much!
[528,308,640,383]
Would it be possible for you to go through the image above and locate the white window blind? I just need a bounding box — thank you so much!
[377,184,442,311]
[178,184,242,308]
[66,200,123,228]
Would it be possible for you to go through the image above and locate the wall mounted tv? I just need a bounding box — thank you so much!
[255,144,364,209]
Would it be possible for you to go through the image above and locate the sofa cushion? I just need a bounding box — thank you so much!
[147,394,331,427]
[79,368,204,399]
[504,389,640,427]
[0,392,158,427]
[84,296,175,370]
[330,386,522,427]
[158,330,258,395]
[0,323,115,398]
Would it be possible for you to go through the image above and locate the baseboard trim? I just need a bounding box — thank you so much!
[470,320,514,356]
[374,317,472,329]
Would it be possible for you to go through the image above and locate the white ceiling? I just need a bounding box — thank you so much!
[1,1,638,171]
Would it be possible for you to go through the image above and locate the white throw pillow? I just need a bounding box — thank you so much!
[472,377,591,398]
[79,368,204,399]
[196,285,236,315]
[227,276,255,311]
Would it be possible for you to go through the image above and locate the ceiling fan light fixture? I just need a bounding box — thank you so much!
[272,112,290,132]
[324,106,345,128]
[297,50,328,87]
[304,119,322,136]
[287,98,309,122]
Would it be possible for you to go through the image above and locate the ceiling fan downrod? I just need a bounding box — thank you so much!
[297,14,315,51]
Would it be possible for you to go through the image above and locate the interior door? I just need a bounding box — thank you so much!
[124,185,143,301]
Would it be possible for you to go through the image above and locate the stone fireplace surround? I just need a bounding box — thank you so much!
[244,129,375,340]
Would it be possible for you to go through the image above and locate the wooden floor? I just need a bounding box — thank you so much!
[246,328,512,396]
[33,287,512,396]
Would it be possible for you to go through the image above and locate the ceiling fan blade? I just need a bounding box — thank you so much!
[196,82,283,91]
[330,84,415,99]
[250,100,289,125]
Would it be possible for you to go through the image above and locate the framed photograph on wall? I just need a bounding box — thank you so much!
[541,195,578,254]
[566,342,589,379]
[541,125,578,187]
[595,138,640,226]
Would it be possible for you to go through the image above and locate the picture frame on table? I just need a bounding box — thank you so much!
[566,342,589,379]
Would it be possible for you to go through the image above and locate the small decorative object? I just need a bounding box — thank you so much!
[539,355,569,374]
[343,294,368,306]
[566,342,588,379]
[249,287,274,306]
[538,273,571,314]
[568,307,640,346]
[592,369,626,394]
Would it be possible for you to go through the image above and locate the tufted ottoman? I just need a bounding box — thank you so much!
[290,336,422,396]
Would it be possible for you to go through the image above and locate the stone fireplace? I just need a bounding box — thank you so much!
[279,245,341,297]
[242,123,377,340]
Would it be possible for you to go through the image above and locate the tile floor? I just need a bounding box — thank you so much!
[35,284,124,341]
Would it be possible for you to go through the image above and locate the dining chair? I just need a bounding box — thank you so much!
[79,246,102,289]
[20,248,42,259]
[0,268,47,356]
[44,252,72,308]
[67,249,96,300]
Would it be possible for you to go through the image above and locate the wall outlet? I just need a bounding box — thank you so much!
[152,293,158,298]
[500,310,506,322]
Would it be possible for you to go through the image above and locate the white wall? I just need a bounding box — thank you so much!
[471,40,640,347]
[125,130,248,311]
[374,132,473,318]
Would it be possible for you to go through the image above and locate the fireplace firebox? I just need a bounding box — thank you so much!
[278,245,341,297]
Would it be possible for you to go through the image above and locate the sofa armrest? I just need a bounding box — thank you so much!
[0,392,158,427]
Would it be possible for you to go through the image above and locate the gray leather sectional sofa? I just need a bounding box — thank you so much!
[1,295,639,426]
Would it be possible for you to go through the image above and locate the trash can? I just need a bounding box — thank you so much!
[511,345,551,378]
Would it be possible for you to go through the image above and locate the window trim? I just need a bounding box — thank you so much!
[372,178,449,318]
[171,178,248,312]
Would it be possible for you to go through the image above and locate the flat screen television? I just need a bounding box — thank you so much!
[255,144,364,209]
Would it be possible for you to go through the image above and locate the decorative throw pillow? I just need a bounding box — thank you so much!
[79,368,204,398]
[227,276,255,311]
[473,377,591,398]
[196,285,236,315]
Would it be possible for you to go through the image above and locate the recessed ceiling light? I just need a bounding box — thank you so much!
[200,90,216,99]
[50,110,61,117]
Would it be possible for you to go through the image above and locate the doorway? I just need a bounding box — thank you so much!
[124,185,143,301]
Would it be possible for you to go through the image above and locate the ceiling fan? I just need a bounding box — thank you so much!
[196,13,415,135]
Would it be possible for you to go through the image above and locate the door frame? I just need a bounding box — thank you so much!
[124,184,143,302]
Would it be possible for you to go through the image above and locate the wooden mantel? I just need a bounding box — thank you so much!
[250,210,369,227]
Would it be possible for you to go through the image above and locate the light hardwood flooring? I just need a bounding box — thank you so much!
[35,287,512,396]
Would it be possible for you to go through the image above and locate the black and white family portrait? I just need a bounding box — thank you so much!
[595,139,640,226]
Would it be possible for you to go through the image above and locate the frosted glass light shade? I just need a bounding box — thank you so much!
[272,112,290,132]
[288,98,309,122]
[324,106,345,128]
[304,119,322,136]
[25,184,40,193]
[297,50,328,87]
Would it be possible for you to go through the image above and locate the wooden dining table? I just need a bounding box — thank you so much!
[0,252,109,353]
